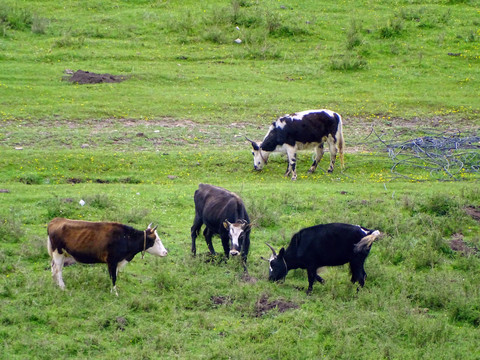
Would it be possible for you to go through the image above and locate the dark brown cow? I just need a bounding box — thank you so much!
[191,184,251,269]
[47,218,168,295]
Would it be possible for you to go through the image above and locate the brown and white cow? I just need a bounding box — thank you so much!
[247,109,345,180]
[47,218,168,295]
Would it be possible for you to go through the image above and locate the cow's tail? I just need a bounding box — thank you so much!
[47,231,53,258]
[354,230,380,253]
[335,113,345,169]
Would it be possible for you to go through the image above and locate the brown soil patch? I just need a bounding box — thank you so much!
[254,294,298,317]
[465,206,480,222]
[450,233,478,256]
[211,295,232,306]
[63,70,128,85]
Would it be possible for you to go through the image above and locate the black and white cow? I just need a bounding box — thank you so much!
[264,223,380,293]
[47,218,168,295]
[247,109,345,180]
[191,183,251,269]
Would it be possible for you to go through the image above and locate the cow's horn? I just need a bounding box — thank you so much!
[265,242,277,256]
[245,136,255,144]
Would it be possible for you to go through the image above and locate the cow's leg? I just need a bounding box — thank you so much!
[285,145,297,180]
[204,228,216,255]
[220,234,230,258]
[51,249,66,290]
[308,143,324,173]
[190,215,203,256]
[306,268,317,294]
[315,274,325,284]
[327,135,337,173]
[241,238,250,272]
[350,260,367,288]
[108,262,119,296]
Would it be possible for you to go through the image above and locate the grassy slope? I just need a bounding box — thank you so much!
[1,0,480,359]
[0,0,479,122]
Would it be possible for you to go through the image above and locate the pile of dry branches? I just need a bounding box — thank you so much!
[372,128,480,180]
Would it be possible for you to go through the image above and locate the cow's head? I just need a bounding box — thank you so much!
[145,223,168,257]
[246,137,270,171]
[223,219,251,256]
[264,243,288,281]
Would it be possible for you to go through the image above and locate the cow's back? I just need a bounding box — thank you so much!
[293,223,363,267]
[194,184,248,232]
[48,218,121,263]
[284,111,340,144]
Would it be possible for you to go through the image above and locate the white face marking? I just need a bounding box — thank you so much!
[228,224,244,248]
[252,148,270,170]
[146,230,168,257]
[268,255,275,272]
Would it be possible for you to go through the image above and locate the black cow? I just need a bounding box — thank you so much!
[191,184,251,269]
[247,109,345,180]
[264,223,380,293]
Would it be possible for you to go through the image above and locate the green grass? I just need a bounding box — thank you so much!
[1,0,480,359]
[0,0,479,123]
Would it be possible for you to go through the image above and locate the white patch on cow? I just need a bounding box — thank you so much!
[291,109,335,120]
[275,118,288,129]
[296,141,321,150]
[358,226,369,236]
[116,260,129,276]
[146,230,168,257]
[51,248,66,290]
[372,230,380,237]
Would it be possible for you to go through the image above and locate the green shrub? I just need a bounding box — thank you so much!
[0,215,24,243]
[329,52,367,71]
[0,5,32,31]
[379,17,404,38]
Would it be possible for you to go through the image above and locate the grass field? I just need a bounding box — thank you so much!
[1,0,480,359]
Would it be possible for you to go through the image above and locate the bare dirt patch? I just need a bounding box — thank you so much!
[465,206,480,222]
[450,233,478,256]
[211,295,232,306]
[63,70,128,85]
[254,294,299,317]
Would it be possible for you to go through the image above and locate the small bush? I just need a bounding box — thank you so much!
[202,27,229,44]
[0,215,24,243]
[329,52,367,71]
[83,194,114,210]
[31,14,48,34]
[346,19,363,50]
[379,17,404,38]
[420,194,458,216]
[17,173,44,185]
[43,196,76,220]
[0,5,32,31]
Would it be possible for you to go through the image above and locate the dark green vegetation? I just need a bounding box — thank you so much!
[1,0,479,359]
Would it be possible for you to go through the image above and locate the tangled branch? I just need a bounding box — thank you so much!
[372,128,480,181]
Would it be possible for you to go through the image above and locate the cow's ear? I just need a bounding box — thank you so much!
[223,221,230,229]
[278,248,285,257]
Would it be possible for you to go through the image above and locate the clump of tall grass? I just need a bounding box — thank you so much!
[0,4,32,31]
[329,52,367,71]
[0,213,24,243]
[379,16,404,39]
